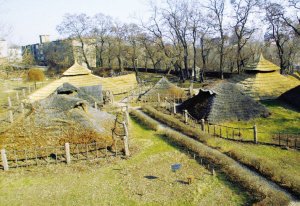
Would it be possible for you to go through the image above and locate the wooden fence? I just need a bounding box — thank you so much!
[1,138,126,171]
[161,104,300,150]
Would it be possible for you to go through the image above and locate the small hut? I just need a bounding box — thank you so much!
[178,81,271,124]
[230,54,300,100]
[140,77,186,102]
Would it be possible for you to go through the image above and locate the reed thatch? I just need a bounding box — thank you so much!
[278,85,300,110]
[178,81,271,124]
[140,77,185,101]
[230,54,300,100]
[27,62,137,103]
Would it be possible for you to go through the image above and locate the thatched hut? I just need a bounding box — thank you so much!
[230,54,300,100]
[140,77,186,101]
[178,81,271,124]
[28,62,137,103]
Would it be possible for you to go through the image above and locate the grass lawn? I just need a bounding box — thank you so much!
[221,100,300,143]
[0,117,252,205]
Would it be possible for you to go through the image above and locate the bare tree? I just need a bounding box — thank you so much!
[111,21,127,72]
[161,0,191,79]
[231,0,259,74]
[265,2,291,74]
[205,0,226,79]
[92,13,113,68]
[56,13,92,69]
[281,0,300,36]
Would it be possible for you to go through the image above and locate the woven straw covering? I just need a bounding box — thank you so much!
[141,77,185,101]
[63,62,92,76]
[178,81,270,124]
[28,68,137,103]
[244,53,280,72]
[230,71,300,100]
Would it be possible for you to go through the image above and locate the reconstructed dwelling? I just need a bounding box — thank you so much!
[178,81,271,124]
[230,54,300,100]
[27,62,137,103]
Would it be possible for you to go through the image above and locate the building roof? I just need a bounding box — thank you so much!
[178,81,271,124]
[62,62,92,76]
[230,71,300,100]
[244,53,281,72]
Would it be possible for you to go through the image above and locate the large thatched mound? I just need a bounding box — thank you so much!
[230,54,300,100]
[141,77,185,101]
[278,85,300,110]
[178,81,271,124]
[0,83,116,150]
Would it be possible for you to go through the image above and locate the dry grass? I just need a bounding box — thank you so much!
[0,117,251,205]
[140,105,295,205]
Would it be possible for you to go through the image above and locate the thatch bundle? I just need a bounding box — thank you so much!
[230,54,300,100]
[178,81,271,124]
[140,77,186,101]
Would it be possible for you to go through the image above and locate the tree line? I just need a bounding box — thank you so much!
[43,0,300,81]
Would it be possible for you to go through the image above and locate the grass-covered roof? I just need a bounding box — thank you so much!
[178,81,271,124]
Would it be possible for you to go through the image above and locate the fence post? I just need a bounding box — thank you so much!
[20,102,24,114]
[22,89,26,98]
[201,119,205,132]
[94,102,97,110]
[16,92,19,101]
[28,86,31,94]
[158,93,160,103]
[184,110,188,124]
[165,97,167,109]
[122,121,130,157]
[125,110,130,126]
[65,143,71,164]
[173,103,176,114]
[8,97,11,108]
[253,125,257,144]
[9,111,13,123]
[1,149,9,171]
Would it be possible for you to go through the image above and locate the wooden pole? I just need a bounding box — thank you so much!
[8,97,11,108]
[253,125,257,144]
[9,111,13,123]
[1,149,9,171]
[65,143,71,164]
[20,102,24,114]
[22,89,26,98]
[16,92,19,101]
[184,110,188,124]
[173,103,176,114]
[201,119,205,132]
[94,102,97,110]
[122,121,130,157]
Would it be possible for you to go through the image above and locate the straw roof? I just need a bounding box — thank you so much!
[229,55,300,100]
[278,85,300,110]
[62,62,92,76]
[27,62,137,103]
[140,77,185,101]
[244,53,280,72]
[178,81,271,124]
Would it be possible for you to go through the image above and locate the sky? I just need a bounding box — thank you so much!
[0,0,148,46]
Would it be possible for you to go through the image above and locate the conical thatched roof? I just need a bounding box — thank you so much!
[244,54,280,72]
[141,77,185,101]
[63,62,91,76]
[230,55,300,100]
[178,81,271,124]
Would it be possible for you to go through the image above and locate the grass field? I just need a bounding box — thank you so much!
[0,117,252,205]
[221,100,300,142]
